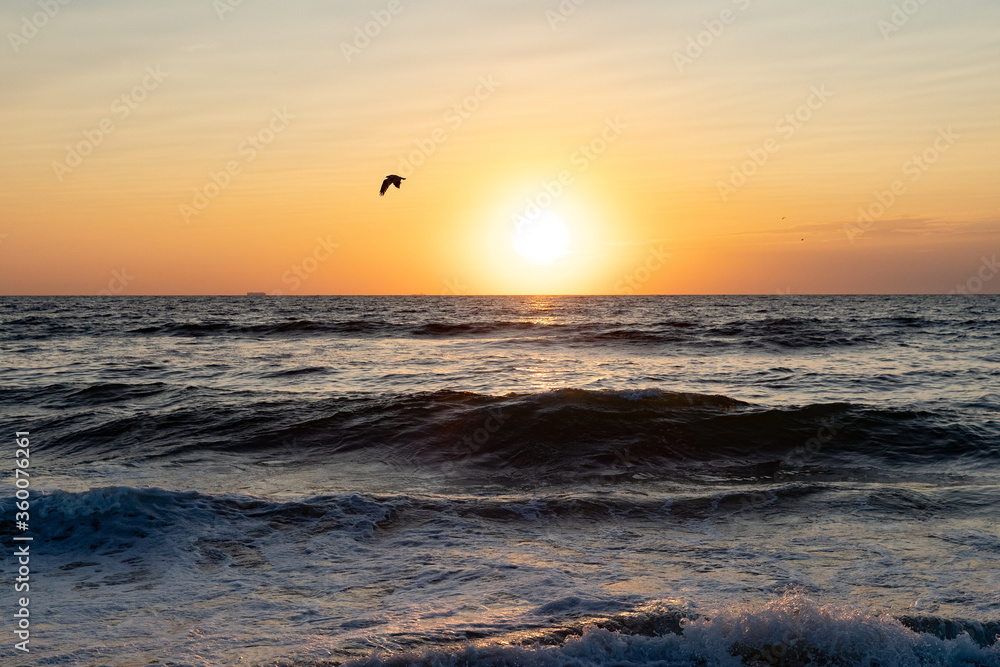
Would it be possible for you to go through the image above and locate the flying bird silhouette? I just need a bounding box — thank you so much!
[380,174,405,196]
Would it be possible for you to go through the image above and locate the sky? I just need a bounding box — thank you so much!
[1,0,998,295]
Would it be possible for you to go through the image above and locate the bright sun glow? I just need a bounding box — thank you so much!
[512,211,572,265]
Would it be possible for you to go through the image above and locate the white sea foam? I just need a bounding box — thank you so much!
[344,595,1000,667]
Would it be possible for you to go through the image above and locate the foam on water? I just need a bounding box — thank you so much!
[340,595,1000,667]
[3,296,999,665]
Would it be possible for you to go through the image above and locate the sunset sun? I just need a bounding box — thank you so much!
[512,210,572,265]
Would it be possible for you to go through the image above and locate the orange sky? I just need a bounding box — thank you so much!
[1,0,998,295]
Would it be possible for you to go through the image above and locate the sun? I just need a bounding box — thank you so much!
[512,210,572,265]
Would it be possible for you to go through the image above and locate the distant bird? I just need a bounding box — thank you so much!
[380,174,405,196]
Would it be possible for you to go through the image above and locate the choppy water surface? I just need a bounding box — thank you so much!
[1,295,998,666]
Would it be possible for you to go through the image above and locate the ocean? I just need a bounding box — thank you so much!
[1,295,998,666]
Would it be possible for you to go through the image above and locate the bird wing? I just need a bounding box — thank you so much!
[380,177,391,196]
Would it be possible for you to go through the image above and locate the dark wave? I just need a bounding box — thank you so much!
[21,387,999,482]
[411,321,553,336]
[705,317,879,348]
[128,319,390,337]
[118,317,882,349]
[1,487,404,556]
[65,381,172,405]
[264,366,328,378]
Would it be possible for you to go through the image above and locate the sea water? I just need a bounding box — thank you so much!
[1,295,998,665]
